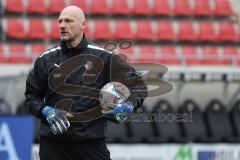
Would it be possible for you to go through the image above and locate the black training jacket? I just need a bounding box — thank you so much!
[25,34,147,141]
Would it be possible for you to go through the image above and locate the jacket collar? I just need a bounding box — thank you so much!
[61,33,88,56]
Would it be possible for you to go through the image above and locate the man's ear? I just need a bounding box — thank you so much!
[81,20,87,30]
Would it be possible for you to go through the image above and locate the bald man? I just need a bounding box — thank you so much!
[25,5,147,160]
[58,6,86,48]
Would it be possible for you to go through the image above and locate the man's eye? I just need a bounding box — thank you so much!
[65,19,71,23]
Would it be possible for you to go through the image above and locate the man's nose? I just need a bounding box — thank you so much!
[59,22,66,30]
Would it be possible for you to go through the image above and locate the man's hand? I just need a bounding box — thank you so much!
[113,101,134,122]
[42,106,73,134]
[102,101,134,123]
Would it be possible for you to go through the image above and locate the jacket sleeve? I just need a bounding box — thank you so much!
[25,57,48,119]
[110,54,148,110]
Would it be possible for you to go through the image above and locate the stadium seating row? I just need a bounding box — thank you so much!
[106,100,240,143]
[14,99,240,143]
[1,44,240,65]
[91,20,239,42]
[0,44,45,63]
[3,19,239,42]
[123,45,240,65]
[4,19,60,40]
[3,0,234,17]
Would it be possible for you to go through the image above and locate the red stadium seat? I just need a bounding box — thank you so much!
[112,0,131,15]
[159,45,177,56]
[117,46,135,59]
[83,26,93,40]
[202,46,218,56]
[202,46,223,65]
[152,0,172,16]
[156,58,180,65]
[136,57,169,64]
[94,20,113,40]
[182,46,202,65]
[114,20,134,40]
[215,0,234,17]
[236,58,240,66]
[138,45,156,57]
[30,44,47,59]
[91,0,111,15]
[133,57,157,64]
[194,0,213,17]
[48,0,66,14]
[222,58,232,65]
[198,22,218,42]
[49,20,60,39]
[6,0,24,13]
[8,44,30,63]
[135,21,153,41]
[182,46,198,57]
[27,0,46,14]
[222,46,238,65]
[71,0,89,14]
[157,21,175,41]
[132,0,151,15]
[28,19,47,40]
[6,18,26,39]
[158,46,180,65]
[178,21,197,42]
[174,0,192,16]
[219,22,238,42]
[222,46,238,56]
[133,57,180,65]
[234,57,240,66]
[0,45,8,63]
[203,58,225,65]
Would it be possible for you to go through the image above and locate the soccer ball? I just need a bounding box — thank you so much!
[99,82,130,112]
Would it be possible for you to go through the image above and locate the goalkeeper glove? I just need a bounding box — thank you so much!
[42,106,73,134]
[102,101,134,123]
[112,101,134,122]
